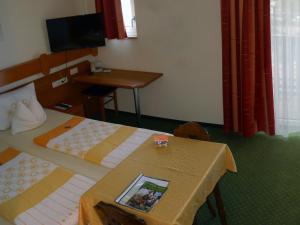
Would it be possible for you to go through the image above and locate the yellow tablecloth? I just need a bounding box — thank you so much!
[79,136,237,225]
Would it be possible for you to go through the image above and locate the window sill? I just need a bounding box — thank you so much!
[126,36,138,39]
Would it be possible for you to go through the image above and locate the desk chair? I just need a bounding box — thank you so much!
[82,86,118,121]
[174,122,228,225]
[95,202,146,225]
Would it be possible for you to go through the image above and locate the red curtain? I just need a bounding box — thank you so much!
[95,0,127,39]
[221,0,275,137]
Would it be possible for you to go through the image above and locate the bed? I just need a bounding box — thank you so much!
[33,113,167,169]
[0,147,96,225]
[0,109,111,180]
[0,109,111,225]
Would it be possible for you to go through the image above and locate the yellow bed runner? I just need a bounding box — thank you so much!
[34,117,163,168]
[34,117,85,147]
[0,148,95,224]
[0,148,20,165]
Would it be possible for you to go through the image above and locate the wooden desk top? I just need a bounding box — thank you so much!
[74,69,163,89]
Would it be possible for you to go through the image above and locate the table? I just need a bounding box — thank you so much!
[79,136,237,225]
[74,69,163,126]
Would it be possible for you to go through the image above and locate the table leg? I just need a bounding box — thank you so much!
[133,88,141,127]
[213,183,228,225]
[207,196,217,217]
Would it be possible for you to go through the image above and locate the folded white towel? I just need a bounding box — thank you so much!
[11,96,47,135]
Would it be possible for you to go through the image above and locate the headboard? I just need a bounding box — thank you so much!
[0,58,42,87]
[0,48,98,107]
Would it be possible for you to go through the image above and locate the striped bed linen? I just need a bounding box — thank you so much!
[100,127,163,168]
[15,174,94,225]
[0,148,95,225]
[34,117,169,169]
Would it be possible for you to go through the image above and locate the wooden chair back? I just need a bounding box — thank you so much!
[173,122,210,141]
[95,202,146,225]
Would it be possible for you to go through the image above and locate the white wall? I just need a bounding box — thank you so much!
[87,0,224,124]
[0,0,85,69]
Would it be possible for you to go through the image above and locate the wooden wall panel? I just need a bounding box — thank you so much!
[0,48,97,108]
[40,48,98,74]
[0,59,42,87]
[35,60,91,107]
[0,48,97,86]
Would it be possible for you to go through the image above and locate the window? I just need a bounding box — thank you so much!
[121,0,137,38]
[271,0,300,135]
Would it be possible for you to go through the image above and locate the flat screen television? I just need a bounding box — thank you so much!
[46,13,105,52]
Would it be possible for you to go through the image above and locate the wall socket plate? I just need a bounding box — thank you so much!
[52,76,68,88]
[70,67,78,75]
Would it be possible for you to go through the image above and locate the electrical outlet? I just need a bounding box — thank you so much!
[52,76,68,88]
[70,67,78,75]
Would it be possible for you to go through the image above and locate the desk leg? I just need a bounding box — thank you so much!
[214,183,228,225]
[133,88,141,127]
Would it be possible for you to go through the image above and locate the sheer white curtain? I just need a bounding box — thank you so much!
[271,0,300,136]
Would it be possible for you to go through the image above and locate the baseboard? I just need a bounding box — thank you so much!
[105,109,224,129]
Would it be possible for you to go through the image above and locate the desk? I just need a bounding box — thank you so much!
[74,69,163,126]
[79,136,237,225]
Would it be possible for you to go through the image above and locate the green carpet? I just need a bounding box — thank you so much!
[104,111,300,225]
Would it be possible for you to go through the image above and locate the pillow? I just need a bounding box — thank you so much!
[11,97,47,135]
[0,83,36,130]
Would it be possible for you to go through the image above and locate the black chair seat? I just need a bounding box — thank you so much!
[82,85,118,121]
[82,86,117,97]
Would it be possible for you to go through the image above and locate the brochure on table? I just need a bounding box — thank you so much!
[116,174,169,212]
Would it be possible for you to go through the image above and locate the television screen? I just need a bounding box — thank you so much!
[46,13,105,52]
